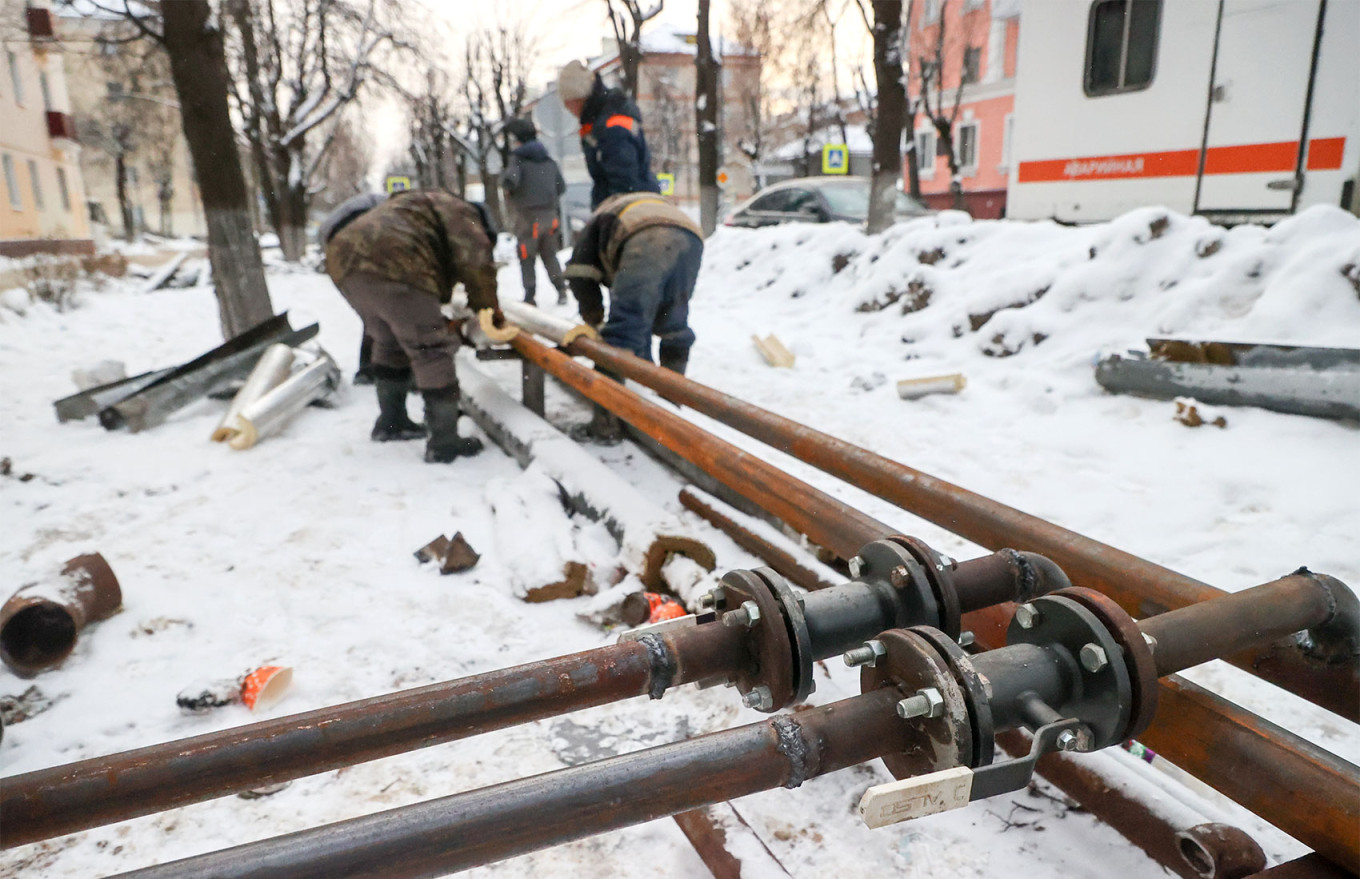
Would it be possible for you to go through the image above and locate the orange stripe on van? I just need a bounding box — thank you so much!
[605,114,636,131]
[1306,137,1346,171]
[1017,137,1347,183]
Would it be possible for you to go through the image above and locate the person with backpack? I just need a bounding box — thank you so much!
[501,117,568,306]
[325,189,501,463]
[556,60,660,208]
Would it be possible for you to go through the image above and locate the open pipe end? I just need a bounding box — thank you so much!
[1297,569,1360,665]
[1174,823,1266,879]
[0,600,78,676]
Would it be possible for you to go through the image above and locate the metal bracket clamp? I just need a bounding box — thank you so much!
[716,567,814,712]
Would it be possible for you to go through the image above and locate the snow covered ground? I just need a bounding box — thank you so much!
[1,206,1357,877]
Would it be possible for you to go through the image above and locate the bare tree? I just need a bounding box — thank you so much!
[312,115,374,213]
[917,0,969,210]
[727,0,773,173]
[459,21,534,228]
[77,0,273,337]
[863,1,905,232]
[226,0,406,261]
[695,0,720,234]
[603,0,662,101]
[406,70,468,195]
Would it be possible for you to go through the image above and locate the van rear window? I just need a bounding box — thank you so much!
[1085,0,1162,96]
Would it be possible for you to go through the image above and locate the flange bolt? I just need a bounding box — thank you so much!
[843,640,887,668]
[1057,730,1080,751]
[848,556,865,578]
[722,600,762,629]
[1079,643,1109,673]
[1015,603,1042,629]
[742,685,774,710]
[896,687,945,720]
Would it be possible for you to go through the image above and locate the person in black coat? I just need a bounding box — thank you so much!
[501,117,568,305]
[556,60,660,208]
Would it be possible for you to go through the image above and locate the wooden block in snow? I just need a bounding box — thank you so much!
[896,372,966,400]
[752,334,795,368]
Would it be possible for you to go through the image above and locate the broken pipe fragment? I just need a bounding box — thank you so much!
[0,553,122,677]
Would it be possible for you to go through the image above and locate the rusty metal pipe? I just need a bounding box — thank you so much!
[1141,570,1358,678]
[0,553,121,677]
[0,624,747,849]
[559,333,1358,720]
[1175,823,1268,879]
[111,688,908,879]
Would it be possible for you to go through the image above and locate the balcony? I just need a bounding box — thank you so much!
[46,111,77,142]
[26,7,56,40]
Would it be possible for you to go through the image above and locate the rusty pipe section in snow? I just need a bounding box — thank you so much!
[0,624,747,849]
[110,576,1356,879]
[543,328,1358,722]
[111,688,911,879]
[0,553,121,677]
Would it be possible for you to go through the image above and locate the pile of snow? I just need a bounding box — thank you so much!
[705,205,1360,369]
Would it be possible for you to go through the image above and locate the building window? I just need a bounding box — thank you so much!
[56,166,71,211]
[3,154,22,210]
[6,51,23,105]
[27,159,43,209]
[955,121,979,174]
[1085,0,1162,96]
[962,47,981,84]
[916,128,936,178]
[39,71,52,111]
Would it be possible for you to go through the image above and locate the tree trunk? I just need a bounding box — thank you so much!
[479,156,504,229]
[162,0,273,339]
[278,165,308,262]
[905,105,922,200]
[867,1,905,234]
[114,151,135,242]
[695,0,721,237]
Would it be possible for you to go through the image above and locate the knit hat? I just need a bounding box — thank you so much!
[505,117,537,143]
[557,60,596,104]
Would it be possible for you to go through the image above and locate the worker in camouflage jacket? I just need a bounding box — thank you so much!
[556,60,660,208]
[501,117,568,306]
[325,189,499,463]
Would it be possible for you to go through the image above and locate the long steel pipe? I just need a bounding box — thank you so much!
[113,579,1351,879]
[0,625,745,848]
[509,334,1360,872]
[551,330,1358,721]
[112,688,910,879]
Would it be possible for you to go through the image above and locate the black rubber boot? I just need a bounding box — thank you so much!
[658,346,689,376]
[556,285,569,306]
[353,335,375,385]
[423,386,483,463]
[371,366,425,442]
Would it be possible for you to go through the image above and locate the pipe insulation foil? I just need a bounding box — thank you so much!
[212,343,296,442]
[229,354,341,450]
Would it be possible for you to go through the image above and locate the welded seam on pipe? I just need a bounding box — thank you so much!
[772,716,814,789]
[639,634,677,700]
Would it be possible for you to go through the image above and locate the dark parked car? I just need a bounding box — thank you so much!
[724,176,931,229]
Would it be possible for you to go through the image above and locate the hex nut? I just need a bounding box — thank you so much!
[743,685,774,711]
[1015,603,1041,629]
[843,639,887,668]
[1080,643,1109,673]
[896,687,945,720]
[957,631,975,647]
[848,556,865,578]
[1056,730,1080,751]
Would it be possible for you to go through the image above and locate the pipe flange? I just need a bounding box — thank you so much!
[909,625,996,769]
[718,568,799,712]
[1054,587,1159,741]
[891,536,962,639]
[855,539,939,630]
[859,627,974,780]
[1008,595,1132,750]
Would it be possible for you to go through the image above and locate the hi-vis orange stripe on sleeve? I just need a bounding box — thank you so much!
[605,114,636,131]
[1017,137,1345,183]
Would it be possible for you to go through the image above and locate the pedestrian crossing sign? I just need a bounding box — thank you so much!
[657,173,676,196]
[822,144,849,175]
[385,176,411,194]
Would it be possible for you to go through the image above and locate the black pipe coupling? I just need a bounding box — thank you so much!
[855,587,1158,828]
[700,536,966,714]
